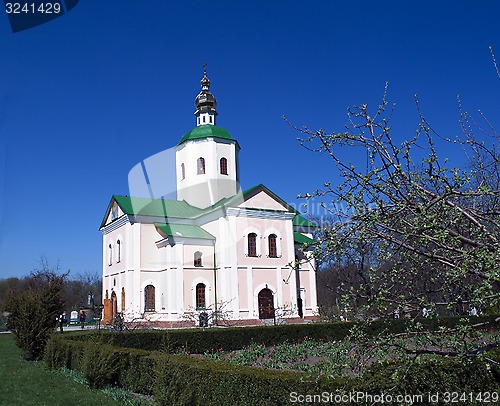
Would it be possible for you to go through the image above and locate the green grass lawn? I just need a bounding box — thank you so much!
[0,333,122,406]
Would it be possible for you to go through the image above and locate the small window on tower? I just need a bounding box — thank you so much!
[181,163,185,180]
[203,116,206,123]
[220,157,228,175]
[197,157,205,174]
[209,116,213,123]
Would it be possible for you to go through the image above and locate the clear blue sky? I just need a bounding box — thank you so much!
[1,1,500,278]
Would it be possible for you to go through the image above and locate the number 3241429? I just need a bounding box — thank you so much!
[5,3,62,14]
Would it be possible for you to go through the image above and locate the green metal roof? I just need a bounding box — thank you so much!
[156,224,215,240]
[100,195,204,228]
[178,124,238,146]
[101,185,312,229]
[293,215,317,228]
[293,232,316,245]
[114,195,203,218]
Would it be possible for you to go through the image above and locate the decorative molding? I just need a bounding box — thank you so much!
[226,207,295,220]
[101,215,129,234]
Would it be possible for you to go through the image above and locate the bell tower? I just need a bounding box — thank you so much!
[175,66,240,208]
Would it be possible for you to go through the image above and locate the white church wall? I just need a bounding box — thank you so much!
[140,224,169,271]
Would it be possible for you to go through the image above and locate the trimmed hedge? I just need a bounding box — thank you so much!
[153,354,345,406]
[65,315,498,355]
[44,317,500,405]
[44,335,157,393]
[45,333,500,405]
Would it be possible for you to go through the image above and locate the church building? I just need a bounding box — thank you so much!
[99,69,318,327]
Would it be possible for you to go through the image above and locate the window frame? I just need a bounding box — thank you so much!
[144,285,155,312]
[247,233,257,257]
[196,283,206,309]
[268,234,278,258]
[197,157,205,174]
[220,157,228,175]
[108,243,113,266]
[116,240,121,263]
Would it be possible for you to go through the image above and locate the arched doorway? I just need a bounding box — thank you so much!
[111,291,117,322]
[258,288,275,319]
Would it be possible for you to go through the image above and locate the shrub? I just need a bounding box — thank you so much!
[357,357,500,394]
[65,315,498,355]
[4,270,66,360]
[45,327,500,405]
[44,335,157,393]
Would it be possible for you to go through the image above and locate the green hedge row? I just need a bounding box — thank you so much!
[45,333,500,405]
[44,334,157,394]
[66,315,498,355]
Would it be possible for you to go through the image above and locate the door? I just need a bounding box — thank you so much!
[111,291,117,323]
[258,288,275,319]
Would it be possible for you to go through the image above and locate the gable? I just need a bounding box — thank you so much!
[101,199,125,228]
[238,190,289,211]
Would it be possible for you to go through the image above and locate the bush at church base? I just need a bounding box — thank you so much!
[44,335,157,393]
[43,319,500,405]
[63,315,498,354]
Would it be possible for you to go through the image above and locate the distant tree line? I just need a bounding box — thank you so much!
[0,267,102,320]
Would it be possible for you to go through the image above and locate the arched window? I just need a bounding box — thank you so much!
[194,251,202,267]
[248,233,257,257]
[181,163,185,180]
[196,283,206,309]
[121,287,125,311]
[268,234,277,258]
[197,157,205,174]
[209,116,213,123]
[144,285,155,312]
[117,240,121,263]
[108,244,113,266]
[220,157,228,175]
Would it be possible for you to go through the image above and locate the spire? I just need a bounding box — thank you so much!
[201,62,210,90]
[194,63,217,126]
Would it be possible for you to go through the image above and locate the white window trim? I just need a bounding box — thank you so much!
[243,228,261,257]
[263,229,283,258]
